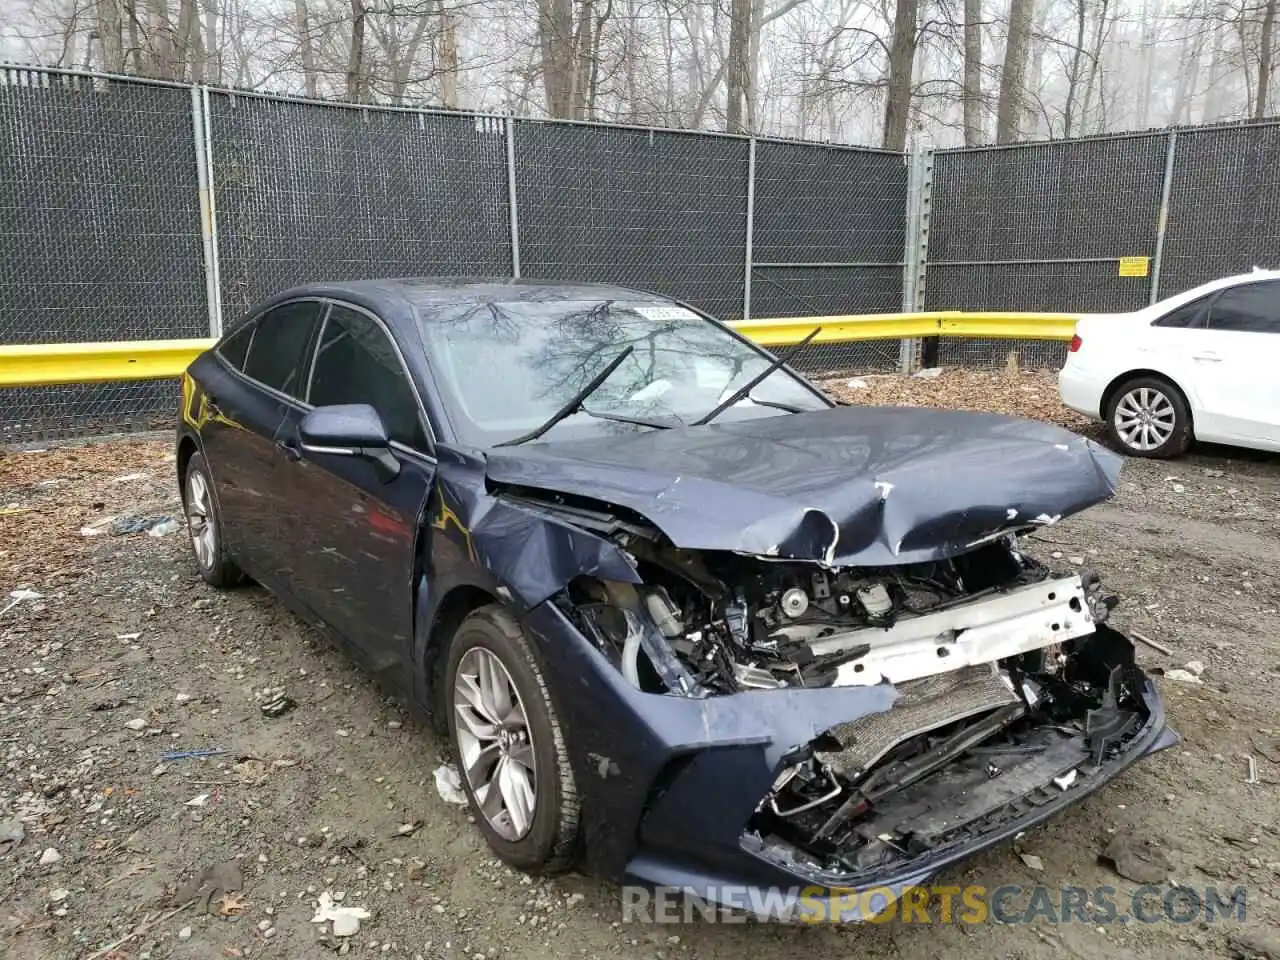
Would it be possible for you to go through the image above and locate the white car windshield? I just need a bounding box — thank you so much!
[418,298,830,446]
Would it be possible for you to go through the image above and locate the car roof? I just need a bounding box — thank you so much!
[1130,266,1280,320]
[1176,267,1280,299]
[265,277,668,317]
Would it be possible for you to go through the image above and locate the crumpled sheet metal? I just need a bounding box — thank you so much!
[483,405,1123,567]
[433,459,640,611]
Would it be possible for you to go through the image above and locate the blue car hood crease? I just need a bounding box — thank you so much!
[482,405,1123,567]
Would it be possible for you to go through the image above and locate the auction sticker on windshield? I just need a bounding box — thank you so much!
[632,304,702,322]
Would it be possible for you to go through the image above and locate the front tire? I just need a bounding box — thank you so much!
[1104,376,1192,458]
[183,452,244,588]
[444,605,579,874]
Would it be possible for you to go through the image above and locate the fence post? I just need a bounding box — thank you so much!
[191,85,223,337]
[743,137,757,322]
[900,147,933,372]
[1150,130,1178,305]
[505,117,522,279]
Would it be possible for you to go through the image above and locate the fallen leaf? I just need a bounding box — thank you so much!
[216,891,249,916]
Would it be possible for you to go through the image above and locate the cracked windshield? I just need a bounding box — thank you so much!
[421,299,829,445]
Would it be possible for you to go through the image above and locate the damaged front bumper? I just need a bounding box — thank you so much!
[522,602,1177,921]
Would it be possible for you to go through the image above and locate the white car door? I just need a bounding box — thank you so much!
[1193,280,1280,446]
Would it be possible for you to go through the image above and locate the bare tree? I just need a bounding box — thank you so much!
[726,0,752,130]
[346,0,368,99]
[1257,0,1277,117]
[962,0,983,144]
[995,0,1033,142]
[882,0,917,148]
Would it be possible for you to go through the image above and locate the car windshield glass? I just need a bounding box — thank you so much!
[418,299,830,446]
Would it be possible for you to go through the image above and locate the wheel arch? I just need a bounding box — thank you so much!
[176,433,200,500]
[1100,368,1195,429]
[417,580,502,731]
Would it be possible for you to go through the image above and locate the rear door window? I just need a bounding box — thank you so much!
[1205,281,1280,333]
[241,300,325,398]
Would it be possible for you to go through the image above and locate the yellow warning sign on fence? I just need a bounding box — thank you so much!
[1118,256,1150,278]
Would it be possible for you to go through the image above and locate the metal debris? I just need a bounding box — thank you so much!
[260,694,297,718]
[159,748,228,762]
[1130,630,1173,657]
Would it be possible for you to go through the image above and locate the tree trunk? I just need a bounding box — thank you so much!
[584,0,611,119]
[725,0,751,132]
[1204,1,1229,121]
[1171,19,1203,125]
[1079,0,1109,133]
[1020,0,1048,136]
[201,0,220,84]
[1135,0,1154,128]
[1256,0,1277,119]
[995,0,1033,143]
[538,0,575,117]
[746,0,766,134]
[1063,0,1085,137]
[177,0,200,81]
[95,0,125,71]
[295,0,318,97]
[346,0,367,101]
[438,7,459,108]
[962,0,982,145]
[881,0,917,150]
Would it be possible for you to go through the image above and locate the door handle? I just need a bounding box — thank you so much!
[276,438,302,462]
[1192,352,1222,362]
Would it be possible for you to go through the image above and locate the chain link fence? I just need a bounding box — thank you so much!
[211,95,514,321]
[0,68,208,444]
[5,65,1280,443]
[922,121,1280,370]
[751,141,907,375]
[924,133,1170,370]
[0,67,910,443]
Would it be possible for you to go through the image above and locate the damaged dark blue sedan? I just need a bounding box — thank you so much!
[176,278,1176,919]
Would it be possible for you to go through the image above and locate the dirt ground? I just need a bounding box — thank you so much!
[2,368,1279,960]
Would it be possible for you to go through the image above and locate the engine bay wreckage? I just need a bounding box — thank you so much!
[443,407,1177,903]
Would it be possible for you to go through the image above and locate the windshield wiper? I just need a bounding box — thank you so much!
[582,408,677,430]
[691,327,822,426]
[494,345,636,447]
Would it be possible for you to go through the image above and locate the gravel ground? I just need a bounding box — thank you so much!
[2,369,1279,960]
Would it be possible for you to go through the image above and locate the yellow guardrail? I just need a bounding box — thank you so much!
[734,312,1080,347]
[0,313,1080,389]
[0,338,218,389]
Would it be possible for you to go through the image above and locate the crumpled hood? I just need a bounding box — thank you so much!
[483,405,1122,566]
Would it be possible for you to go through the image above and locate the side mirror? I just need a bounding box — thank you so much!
[298,404,401,479]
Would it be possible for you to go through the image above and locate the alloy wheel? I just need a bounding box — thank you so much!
[452,646,537,840]
[1113,386,1176,452]
[186,468,217,571]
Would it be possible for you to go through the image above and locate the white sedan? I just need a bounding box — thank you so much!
[1059,269,1280,458]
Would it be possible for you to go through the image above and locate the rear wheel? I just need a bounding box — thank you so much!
[1104,376,1192,459]
[183,452,244,587]
[444,605,579,874]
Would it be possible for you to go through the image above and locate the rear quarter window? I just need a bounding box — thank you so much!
[216,322,254,370]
